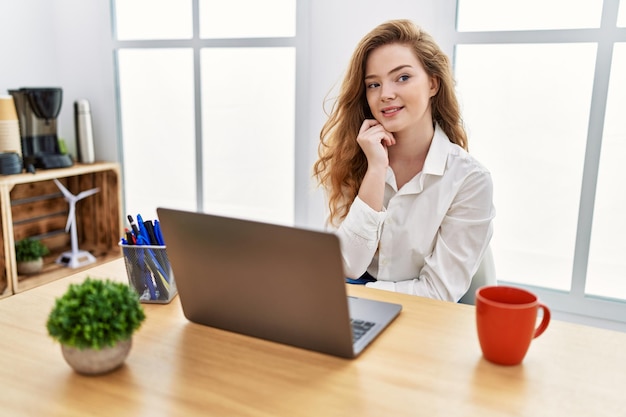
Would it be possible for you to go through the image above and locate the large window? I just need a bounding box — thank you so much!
[113,0,297,225]
[455,43,596,291]
[454,0,626,326]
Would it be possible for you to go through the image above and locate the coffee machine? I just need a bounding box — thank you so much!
[9,87,73,170]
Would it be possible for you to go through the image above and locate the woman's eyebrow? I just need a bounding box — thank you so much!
[364,64,413,81]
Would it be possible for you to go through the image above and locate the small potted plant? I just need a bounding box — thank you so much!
[15,237,49,274]
[46,277,146,375]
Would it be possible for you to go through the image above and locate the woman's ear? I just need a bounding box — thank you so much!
[429,76,440,97]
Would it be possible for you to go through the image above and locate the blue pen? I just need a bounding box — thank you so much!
[136,214,151,244]
[154,220,165,245]
[144,254,171,293]
[151,219,170,279]
[137,233,170,298]
[134,234,158,299]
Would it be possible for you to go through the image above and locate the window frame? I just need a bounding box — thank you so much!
[111,0,307,225]
[452,0,626,330]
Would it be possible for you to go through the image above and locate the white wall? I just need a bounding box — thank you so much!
[0,0,451,228]
[0,0,118,162]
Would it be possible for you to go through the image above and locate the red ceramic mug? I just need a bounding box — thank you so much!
[475,286,550,366]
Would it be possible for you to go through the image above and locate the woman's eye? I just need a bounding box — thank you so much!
[366,82,380,89]
[398,75,410,82]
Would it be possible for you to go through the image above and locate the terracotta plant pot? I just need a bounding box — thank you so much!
[61,338,132,375]
[17,258,43,275]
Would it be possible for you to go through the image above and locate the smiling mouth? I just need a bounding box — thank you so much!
[381,106,403,115]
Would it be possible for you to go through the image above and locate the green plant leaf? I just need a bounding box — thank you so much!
[46,277,146,350]
[15,238,49,262]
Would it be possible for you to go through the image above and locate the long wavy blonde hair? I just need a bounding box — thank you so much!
[313,19,467,226]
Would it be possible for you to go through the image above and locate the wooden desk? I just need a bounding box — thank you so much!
[1,258,625,416]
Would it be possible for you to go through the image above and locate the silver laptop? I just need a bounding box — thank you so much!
[157,207,402,358]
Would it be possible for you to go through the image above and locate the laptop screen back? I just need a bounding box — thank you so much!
[157,208,356,357]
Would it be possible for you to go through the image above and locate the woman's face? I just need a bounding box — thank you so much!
[364,43,438,136]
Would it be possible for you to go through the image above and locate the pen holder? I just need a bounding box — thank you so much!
[120,243,178,304]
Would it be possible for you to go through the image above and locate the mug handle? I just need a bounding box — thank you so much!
[533,303,551,338]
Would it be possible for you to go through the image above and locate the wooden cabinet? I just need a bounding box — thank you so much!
[0,162,123,297]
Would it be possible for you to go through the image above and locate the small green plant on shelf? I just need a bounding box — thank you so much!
[15,237,49,262]
[15,237,50,275]
[46,277,146,350]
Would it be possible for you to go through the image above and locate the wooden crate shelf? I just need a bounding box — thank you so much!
[0,162,124,296]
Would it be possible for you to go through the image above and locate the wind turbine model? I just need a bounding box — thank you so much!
[53,179,100,268]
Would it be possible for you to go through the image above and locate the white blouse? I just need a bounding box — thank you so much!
[334,124,495,302]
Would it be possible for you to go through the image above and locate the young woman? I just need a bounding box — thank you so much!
[313,20,495,302]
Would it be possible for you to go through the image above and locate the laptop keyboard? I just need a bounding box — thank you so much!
[351,319,376,342]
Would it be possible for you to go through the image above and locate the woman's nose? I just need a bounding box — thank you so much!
[380,83,396,101]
